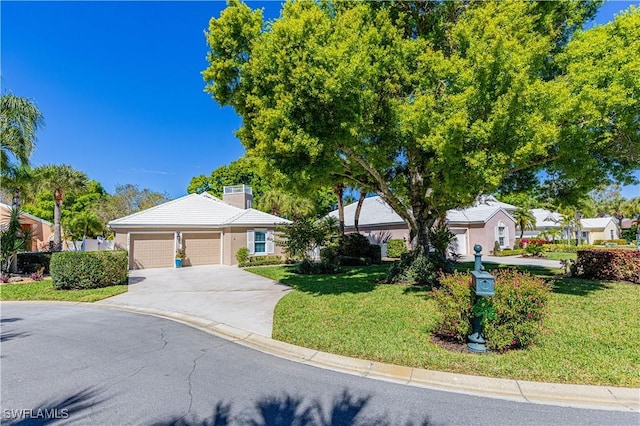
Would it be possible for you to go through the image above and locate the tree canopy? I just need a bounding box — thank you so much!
[204,1,639,252]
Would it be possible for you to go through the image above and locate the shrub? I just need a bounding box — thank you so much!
[593,239,627,246]
[429,223,456,259]
[338,233,371,257]
[319,245,339,264]
[336,255,371,266]
[369,244,382,264]
[236,247,250,264]
[524,241,544,257]
[50,250,128,290]
[431,269,551,350]
[239,255,283,267]
[295,259,340,275]
[494,248,525,257]
[17,252,52,274]
[386,239,407,258]
[387,251,452,288]
[573,249,640,284]
[493,240,501,255]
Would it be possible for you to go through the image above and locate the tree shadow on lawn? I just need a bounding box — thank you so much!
[551,277,609,296]
[277,265,388,296]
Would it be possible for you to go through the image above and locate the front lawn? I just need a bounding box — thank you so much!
[0,279,127,302]
[248,264,640,387]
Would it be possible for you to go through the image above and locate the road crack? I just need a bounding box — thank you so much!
[175,349,207,423]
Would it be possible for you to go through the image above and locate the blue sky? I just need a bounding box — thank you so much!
[2,1,639,200]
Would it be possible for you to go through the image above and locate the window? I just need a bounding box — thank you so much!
[610,229,614,239]
[254,231,266,253]
[248,229,273,255]
[497,222,506,247]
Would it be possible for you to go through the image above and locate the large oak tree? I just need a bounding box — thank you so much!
[203,1,639,253]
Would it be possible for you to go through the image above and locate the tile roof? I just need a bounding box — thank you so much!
[328,196,515,227]
[108,192,290,228]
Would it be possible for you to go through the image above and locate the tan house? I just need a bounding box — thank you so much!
[328,196,517,255]
[579,217,620,244]
[0,202,53,251]
[108,186,290,269]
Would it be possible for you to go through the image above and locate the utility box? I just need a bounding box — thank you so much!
[471,270,495,297]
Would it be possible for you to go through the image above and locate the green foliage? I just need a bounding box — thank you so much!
[493,240,502,255]
[203,1,639,254]
[17,252,52,274]
[428,223,456,259]
[336,256,371,267]
[336,233,380,264]
[239,255,284,267]
[387,251,452,288]
[513,208,536,239]
[386,239,407,258]
[50,250,128,290]
[319,245,339,264]
[524,242,545,257]
[295,259,340,275]
[432,269,551,350]
[494,248,526,257]
[622,225,638,243]
[278,217,334,261]
[592,239,628,246]
[0,93,44,175]
[236,247,250,264]
[0,206,32,272]
[573,249,640,284]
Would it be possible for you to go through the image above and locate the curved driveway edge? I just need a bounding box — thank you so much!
[6,301,637,413]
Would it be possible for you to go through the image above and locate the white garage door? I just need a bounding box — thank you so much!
[130,233,174,270]
[451,230,467,255]
[182,233,221,266]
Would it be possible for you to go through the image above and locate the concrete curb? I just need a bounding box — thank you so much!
[11,301,633,413]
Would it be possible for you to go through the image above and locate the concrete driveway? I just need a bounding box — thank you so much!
[97,265,291,337]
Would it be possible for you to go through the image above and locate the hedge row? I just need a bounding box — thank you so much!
[239,255,285,267]
[16,252,52,274]
[386,239,407,258]
[50,250,128,289]
[573,249,640,284]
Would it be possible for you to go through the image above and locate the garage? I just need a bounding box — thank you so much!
[182,233,221,266]
[130,233,174,270]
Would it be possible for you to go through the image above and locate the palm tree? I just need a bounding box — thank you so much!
[513,208,536,239]
[33,165,88,251]
[0,94,44,175]
[65,211,104,240]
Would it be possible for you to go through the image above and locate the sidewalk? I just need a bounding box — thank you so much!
[97,302,640,413]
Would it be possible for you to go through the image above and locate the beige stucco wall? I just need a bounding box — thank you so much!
[585,221,619,244]
[0,208,53,251]
[113,225,284,266]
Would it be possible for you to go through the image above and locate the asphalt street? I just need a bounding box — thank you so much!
[1,304,637,425]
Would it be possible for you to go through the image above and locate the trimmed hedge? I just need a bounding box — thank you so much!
[386,239,407,258]
[431,269,551,350]
[573,249,640,284]
[493,248,525,257]
[50,250,128,290]
[17,252,52,274]
[239,255,284,267]
[592,239,628,246]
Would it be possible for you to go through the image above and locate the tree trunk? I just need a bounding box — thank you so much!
[334,184,345,235]
[12,188,20,210]
[354,191,366,233]
[409,215,435,255]
[53,188,65,252]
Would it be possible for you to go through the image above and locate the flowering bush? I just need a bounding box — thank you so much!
[524,241,545,256]
[574,249,640,284]
[431,269,551,350]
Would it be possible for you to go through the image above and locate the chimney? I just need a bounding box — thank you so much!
[223,185,253,209]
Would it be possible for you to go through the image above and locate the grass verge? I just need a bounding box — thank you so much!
[248,263,639,387]
[0,279,127,302]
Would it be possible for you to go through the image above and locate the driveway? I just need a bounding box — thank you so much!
[97,265,291,337]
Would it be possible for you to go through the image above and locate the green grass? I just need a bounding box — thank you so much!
[542,252,577,261]
[248,263,640,387]
[0,279,128,302]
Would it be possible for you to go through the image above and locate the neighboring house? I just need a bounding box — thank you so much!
[328,196,516,255]
[579,217,620,244]
[108,186,290,269]
[0,202,53,251]
[522,208,563,239]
